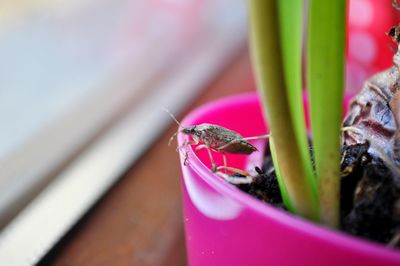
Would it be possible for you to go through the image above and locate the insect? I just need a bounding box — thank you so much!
[165,109,269,184]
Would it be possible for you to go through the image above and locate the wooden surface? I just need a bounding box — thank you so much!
[42,50,255,266]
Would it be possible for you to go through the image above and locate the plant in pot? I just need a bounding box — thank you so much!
[176,0,400,265]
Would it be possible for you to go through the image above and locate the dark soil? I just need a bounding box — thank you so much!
[340,142,400,246]
[232,24,400,248]
[233,30,400,247]
[236,155,285,210]
[234,142,400,247]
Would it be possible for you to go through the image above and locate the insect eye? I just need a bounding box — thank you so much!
[181,126,195,135]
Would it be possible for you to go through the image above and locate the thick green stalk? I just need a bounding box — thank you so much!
[307,0,346,227]
[248,0,318,220]
[277,0,317,208]
[269,138,293,211]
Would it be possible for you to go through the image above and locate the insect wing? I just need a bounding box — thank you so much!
[220,140,257,154]
[195,124,258,154]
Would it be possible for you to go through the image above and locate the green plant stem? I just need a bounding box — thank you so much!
[248,0,318,220]
[307,0,346,227]
[269,138,293,211]
[277,0,317,209]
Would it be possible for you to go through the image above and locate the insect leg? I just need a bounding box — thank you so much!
[195,144,206,151]
[195,144,217,172]
[207,146,217,172]
[215,171,254,185]
[182,139,199,165]
[243,134,270,141]
[216,165,251,177]
[168,132,178,146]
[179,139,199,151]
[184,151,189,166]
[222,153,227,173]
[389,231,400,247]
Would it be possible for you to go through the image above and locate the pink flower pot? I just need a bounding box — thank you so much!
[178,92,400,266]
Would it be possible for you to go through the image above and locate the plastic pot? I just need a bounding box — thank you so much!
[177,92,400,266]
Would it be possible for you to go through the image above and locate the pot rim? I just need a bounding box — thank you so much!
[178,91,400,260]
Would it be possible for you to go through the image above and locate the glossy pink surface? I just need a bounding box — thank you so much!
[178,92,400,266]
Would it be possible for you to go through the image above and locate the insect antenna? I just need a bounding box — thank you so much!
[168,132,178,146]
[163,108,182,126]
[163,108,183,146]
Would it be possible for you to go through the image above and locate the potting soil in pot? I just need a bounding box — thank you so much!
[234,25,400,248]
[235,141,400,248]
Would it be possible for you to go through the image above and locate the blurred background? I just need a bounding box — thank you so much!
[0,0,246,226]
[0,0,398,265]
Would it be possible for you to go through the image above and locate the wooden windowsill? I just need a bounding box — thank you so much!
[41,50,255,266]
